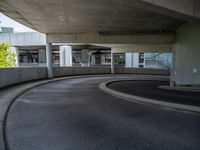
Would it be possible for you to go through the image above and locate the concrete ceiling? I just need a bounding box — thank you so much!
[0,0,185,34]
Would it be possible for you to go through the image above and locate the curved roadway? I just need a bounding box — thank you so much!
[5,75,200,150]
[108,80,200,106]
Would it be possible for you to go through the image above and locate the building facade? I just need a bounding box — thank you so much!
[0,28,171,69]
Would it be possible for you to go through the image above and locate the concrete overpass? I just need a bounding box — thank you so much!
[0,0,199,33]
[1,1,200,150]
[0,0,200,85]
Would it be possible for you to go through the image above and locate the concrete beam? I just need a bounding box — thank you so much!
[0,32,46,46]
[47,33,175,44]
[0,0,187,34]
[141,0,200,22]
[111,44,172,53]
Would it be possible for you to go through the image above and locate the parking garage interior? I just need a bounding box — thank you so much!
[0,0,200,150]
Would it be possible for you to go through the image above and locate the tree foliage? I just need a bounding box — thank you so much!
[0,43,17,67]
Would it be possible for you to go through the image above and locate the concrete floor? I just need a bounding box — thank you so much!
[5,75,200,150]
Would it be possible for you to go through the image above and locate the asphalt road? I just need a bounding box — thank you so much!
[5,75,200,150]
[108,80,200,106]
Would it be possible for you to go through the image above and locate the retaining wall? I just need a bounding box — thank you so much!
[0,67,169,88]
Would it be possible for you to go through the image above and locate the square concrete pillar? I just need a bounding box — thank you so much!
[171,23,200,86]
[81,49,90,66]
[125,53,139,68]
[46,43,53,78]
[38,49,46,65]
[59,45,72,67]
[111,53,115,74]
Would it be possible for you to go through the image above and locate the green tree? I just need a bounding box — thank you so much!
[0,43,17,67]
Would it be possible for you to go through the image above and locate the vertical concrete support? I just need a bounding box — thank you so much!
[88,52,92,66]
[171,23,200,86]
[46,42,53,78]
[111,53,115,74]
[125,53,139,68]
[59,45,72,67]
[10,47,19,67]
[38,49,46,65]
[81,49,89,66]
[91,55,96,65]
[125,53,133,68]
[95,53,101,65]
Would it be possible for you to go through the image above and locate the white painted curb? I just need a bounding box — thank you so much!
[99,80,200,113]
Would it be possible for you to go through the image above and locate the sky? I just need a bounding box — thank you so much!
[0,12,36,32]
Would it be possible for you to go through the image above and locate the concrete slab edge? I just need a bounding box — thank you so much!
[99,80,200,113]
[0,74,112,150]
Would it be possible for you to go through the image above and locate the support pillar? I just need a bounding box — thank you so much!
[38,49,46,66]
[59,45,72,67]
[111,52,115,74]
[88,52,92,67]
[46,42,53,78]
[125,53,139,68]
[171,23,200,86]
[81,49,89,66]
[10,47,19,67]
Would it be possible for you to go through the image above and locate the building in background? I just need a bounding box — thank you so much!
[125,53,172,69]
[0,27,172,69]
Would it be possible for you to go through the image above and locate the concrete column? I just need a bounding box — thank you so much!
[111,53,115,74]
[125,53,133,68]
[171,23,200,86]
[91,55,95,65]
[38,49,46,66]
[88,52,92,66]
[10,47,19,67]
[95,53,101,65]
[125,53,139,68]
[81,49,89,66]
[59,45,72,67]
[133,53,139,68]
[46,42,53,78]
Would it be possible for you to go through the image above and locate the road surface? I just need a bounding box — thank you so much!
[5,75,200,150]
[108,80,200,106]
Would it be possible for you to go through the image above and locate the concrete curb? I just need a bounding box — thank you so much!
[99,80,200,113]
[0,74,111,150]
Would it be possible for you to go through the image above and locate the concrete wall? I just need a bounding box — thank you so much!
[53,67,170,77]
[171,23,200,86]
[0,67,169,88]
[112,44,172,53]
[53,67,111,77]
[115,67,169,75]
[47,33,175,44]
[0,67,47,88]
